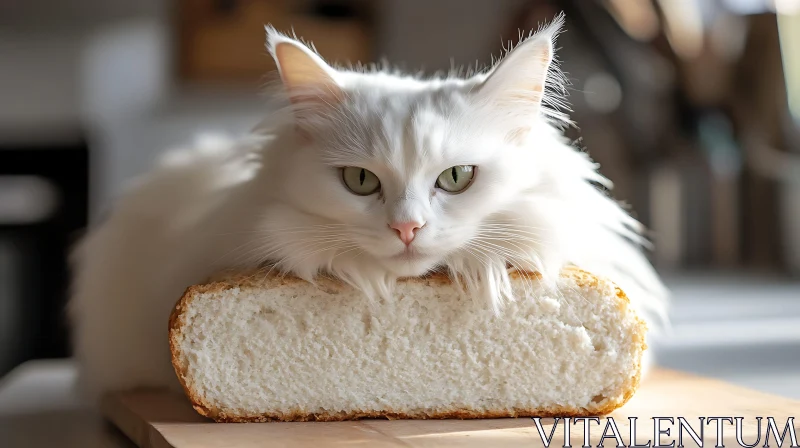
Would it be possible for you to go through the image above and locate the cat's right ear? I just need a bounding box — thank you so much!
[266,27,343,107]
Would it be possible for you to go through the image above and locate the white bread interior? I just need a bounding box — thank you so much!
[169,268,647,422]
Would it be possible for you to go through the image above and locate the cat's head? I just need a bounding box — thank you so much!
[259,16,579,303]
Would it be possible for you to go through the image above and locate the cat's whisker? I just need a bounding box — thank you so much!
[465,241,534,289]
[210,238,284,267]
[280,242,361,276]
[210,223,351,236]
[330,245,364,263]
[229,235,355,268]
[466,240,542,295]
[260,243,351,281]
[469,237,541,262]
[223,236,348,260]
[472,234,554,255]
[478,226,545,235]
[477,225,546,236]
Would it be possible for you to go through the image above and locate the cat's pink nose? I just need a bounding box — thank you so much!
[389,221,425,245]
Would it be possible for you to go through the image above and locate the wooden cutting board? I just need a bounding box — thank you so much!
[102,369,799,448]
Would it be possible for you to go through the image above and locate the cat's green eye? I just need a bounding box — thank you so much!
[436,165,476,193]
[342,167,381,195]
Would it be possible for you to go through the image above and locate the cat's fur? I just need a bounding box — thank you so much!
[69,15,668,398]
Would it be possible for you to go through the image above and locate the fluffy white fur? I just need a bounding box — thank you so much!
[70,15,668,399]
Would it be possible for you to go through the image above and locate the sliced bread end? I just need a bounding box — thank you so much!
[169,268,647,422]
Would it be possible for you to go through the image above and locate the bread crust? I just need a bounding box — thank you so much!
[169,267,647,422]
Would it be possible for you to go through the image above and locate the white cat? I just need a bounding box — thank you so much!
[69,15,668,399]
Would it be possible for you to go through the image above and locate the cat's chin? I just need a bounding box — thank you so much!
[378,254,438,277]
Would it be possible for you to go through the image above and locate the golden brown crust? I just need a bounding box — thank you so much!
[208,406,619,423]
[168,286,202,418]
[168,267,648,422]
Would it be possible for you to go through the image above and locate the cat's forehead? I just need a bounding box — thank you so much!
[342,71,479,125]
[321,83,481,177]
[339,70,482,93]
[312,71,491,177]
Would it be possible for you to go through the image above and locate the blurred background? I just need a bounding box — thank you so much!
[1,0,799,398]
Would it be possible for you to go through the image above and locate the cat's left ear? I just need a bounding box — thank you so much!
[476,17,562,115]
[266,27,343,105]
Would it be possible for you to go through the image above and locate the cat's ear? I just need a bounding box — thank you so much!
[266,27,343,105]
[476,17,562,115]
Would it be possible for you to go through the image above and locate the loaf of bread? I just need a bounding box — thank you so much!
[169,268,647,422]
